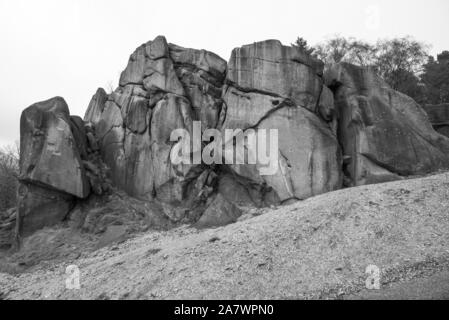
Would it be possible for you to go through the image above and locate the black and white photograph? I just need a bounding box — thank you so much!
[1,0,449,308]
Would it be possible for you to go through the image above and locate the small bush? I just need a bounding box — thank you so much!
[0,143,19,212]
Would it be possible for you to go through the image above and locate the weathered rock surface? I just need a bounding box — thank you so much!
[17,183,75,237]
[84,88,108,125]
[17,97,90,236]
[84,36,280,227]
[85,37,343,213]
[85,36,227,210]
[327,63,449,186]
[17,97,110,238]
[226,40,325,111]
[20,97,90,198]
[423,103,449,138]
[14,37,449,242]
[222,40,342,201]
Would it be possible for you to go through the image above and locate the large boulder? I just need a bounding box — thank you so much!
[423,103,449,138]
[84,36,230,224]
[327,63,449,186]
[17,97,91,236]
[221,40,342,201]
[20,97,90,197]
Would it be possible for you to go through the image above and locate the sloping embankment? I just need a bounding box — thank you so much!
[1,172,449,300]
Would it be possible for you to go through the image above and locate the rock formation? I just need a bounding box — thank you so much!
[423,103,449,138]
[85,36,228,205]
[222,40,342,201]
[83,36,232,225]
[85,38,343,206]
[327,63,449,186]
[11,37,449,243]
[17,97,108,237]
[17,97,88,236]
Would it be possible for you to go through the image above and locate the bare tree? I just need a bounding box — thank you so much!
[106,81,116,94]
[312,35,429,101]
[314,35,377,66]
[375,36,430,91]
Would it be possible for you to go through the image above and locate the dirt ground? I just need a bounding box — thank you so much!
[1,172,449,300]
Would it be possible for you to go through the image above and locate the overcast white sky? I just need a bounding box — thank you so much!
[1,0,448,147]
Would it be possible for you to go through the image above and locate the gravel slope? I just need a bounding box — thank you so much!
[1,172,449,300]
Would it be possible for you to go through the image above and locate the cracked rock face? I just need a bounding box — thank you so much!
[227,40,325,111]
[15,37,449,239]
[18,97,90,236]
[328,63,449,186]
[20,97,90,198]
[87,37,343,205]
[85,36,227,207]
[222,40,342,201]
